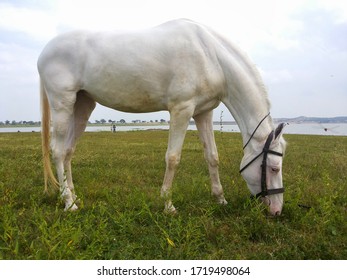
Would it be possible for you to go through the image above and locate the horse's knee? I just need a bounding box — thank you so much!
[207,152,219,167]
[166,153,181,170]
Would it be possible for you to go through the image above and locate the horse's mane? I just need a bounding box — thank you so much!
[187,19,271,110]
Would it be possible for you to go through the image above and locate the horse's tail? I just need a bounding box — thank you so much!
[40,78,59,192]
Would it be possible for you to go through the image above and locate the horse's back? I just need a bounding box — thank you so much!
[38,19,202,68]
[38,19,225,113]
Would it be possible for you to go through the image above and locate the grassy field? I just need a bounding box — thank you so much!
[0,130,346,260]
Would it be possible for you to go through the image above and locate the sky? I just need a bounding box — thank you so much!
[0,0,346,123]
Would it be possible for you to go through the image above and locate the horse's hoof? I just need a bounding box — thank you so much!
[64,203,78,211]
[164,205,177,215]
[216,195,228,205]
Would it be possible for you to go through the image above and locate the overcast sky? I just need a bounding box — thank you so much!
[0,0,346,123]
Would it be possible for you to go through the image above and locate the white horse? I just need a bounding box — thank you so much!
[38,19,286,216]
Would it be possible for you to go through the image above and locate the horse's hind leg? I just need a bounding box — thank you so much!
[64,91,96,203]
[194,111,227,205]
[49,91,78,211]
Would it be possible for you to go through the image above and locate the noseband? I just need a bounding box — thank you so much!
[240,114,284,199]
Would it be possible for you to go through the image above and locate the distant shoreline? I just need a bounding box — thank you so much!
[1,122,347,136]
[1,116,347,129]
[0,122,169,128]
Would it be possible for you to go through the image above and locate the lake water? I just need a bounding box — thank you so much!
[1,123,347,136]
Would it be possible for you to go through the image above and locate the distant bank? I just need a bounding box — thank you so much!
[1,122,347,136]
[213,116,347,125]
[1,115,346,128]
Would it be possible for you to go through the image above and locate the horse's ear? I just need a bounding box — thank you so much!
[275,123,286,139]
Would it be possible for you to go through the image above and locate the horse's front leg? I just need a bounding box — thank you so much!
[161,105,193,213]
[194,111,227,205]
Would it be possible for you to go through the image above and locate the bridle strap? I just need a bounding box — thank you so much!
[240,129,284,198]
[243,112,270,150]
[266,150,284,157]
[240,131,283,174]
[260,130,274,195]
[254,188,284,199]
[239,151,263,174]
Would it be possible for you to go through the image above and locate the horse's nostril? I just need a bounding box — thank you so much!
[275,211,281,216]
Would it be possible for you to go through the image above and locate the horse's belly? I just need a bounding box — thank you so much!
[85,88,168,113]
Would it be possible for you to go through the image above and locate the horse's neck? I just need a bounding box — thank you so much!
[209,31,275,147]
[220,69,274,148]
[223,96,273,147]
[214,39,274,147]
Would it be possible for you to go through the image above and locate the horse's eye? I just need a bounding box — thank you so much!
[271,167,280,173]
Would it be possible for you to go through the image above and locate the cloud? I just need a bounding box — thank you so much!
[0,0,346,121]
[0,2,58,42]
[292,7,347,54]
[248,2,347,118]
[260,69,293,85]
[0,40,40,121]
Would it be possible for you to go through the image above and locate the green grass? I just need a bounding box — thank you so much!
[0,131,346,259]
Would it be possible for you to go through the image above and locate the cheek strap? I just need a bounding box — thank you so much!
[240,130,284,198]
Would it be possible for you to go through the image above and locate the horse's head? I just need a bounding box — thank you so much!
[240,123,286,216]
